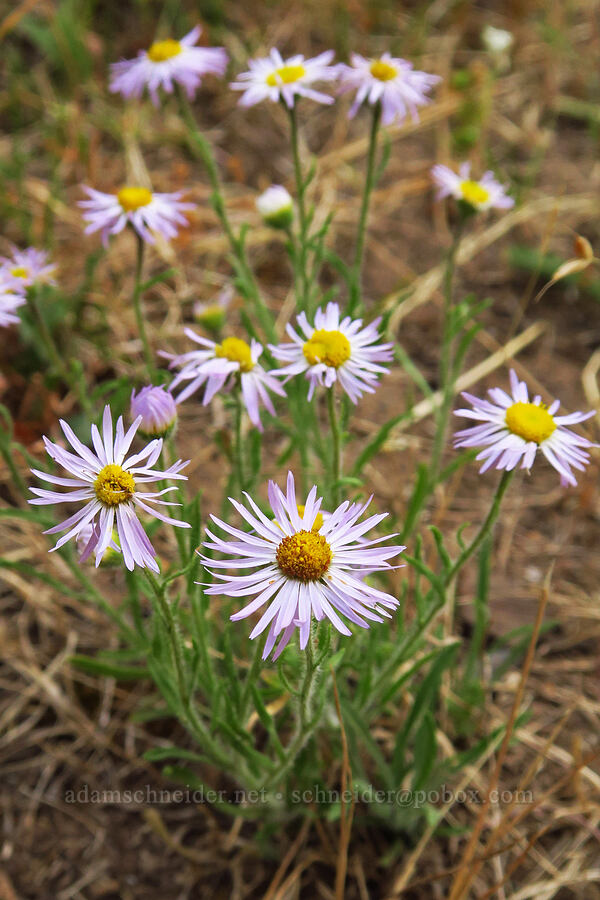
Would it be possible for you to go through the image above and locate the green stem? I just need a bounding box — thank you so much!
[165,435,188,564]
[288,102,310,311]
[428,221,465,488]
[29,287,91,412]
[327,387,343,506]
[131,234,154,377]
[445,469,514,585]
[177,88,275,340]
[234,388,246,494]
[349,100,381,315]
[265,632,321,789]
[146,571,229,767]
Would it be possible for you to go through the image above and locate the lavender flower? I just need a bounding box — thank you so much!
[130,385,177,438]
[109,26,228,105]
[79,185,195,246]
[29,406,190,571]
[270,301,394,402]
[454,369,596,485]
[431,162,513,211]
[0,270,26,328]
[336,53,440,125]
[1,246,56,288]
[231,48,337,108]
[164,329,286,431]
[202,471,404,660]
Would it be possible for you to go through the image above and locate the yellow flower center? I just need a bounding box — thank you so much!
[94,464,136,507]
[147,39,182,63]
[117,186,153,212]
[215,336,254,372]
[11,266,28,278]
[460,180,490,207]
[303,329,351,369]
[505,402,556,444]
[266,64,306,86]
[276,530,332,582]
[369,59,398,81]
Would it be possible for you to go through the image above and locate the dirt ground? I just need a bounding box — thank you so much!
[1,1,600,898]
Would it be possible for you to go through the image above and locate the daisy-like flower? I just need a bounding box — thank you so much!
[79,185,195,247]
[230,48,337,108]
[336,52,440,125]
[202,471,404,660]
[109,26,228,105]
[29,406,190,572]
[270,301,394,402]
[130,385,177,438]
[164,329,286,431]
[0,270,26,328]
[431,162,514,211]
[1,246,57,288]
[454,369,596,485]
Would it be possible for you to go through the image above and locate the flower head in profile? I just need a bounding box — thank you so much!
[431,162,513,211]
[29,406,190,571]
[202,471,404,660]
[164,329,286,431]
[109,26,228,105]
[79,185,195,246]
[270,301,393,402]
[256,185,294,229]
[0,270,26,328]
[336,52,440,125]
[1,246,56,288]
[131,385,177,438]
[454,369,596,485]
[193,285,233,334]
[231,48,337,108]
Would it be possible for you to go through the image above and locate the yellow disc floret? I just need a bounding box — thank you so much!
[505,402,556,444]
[276,530,332,582]
[460,180,490,207]
[94,464,136,507]
[215,337,254,372]
[11,266,28,278]
[266,64,306,86]
[117,186,153,212]
[147,39,182,63]
[303,330,351,369]
[370,59,398,81]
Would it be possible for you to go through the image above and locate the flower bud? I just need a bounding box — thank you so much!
[130,385,177,438]
[193,285,233,334]
[256,185,294,229]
